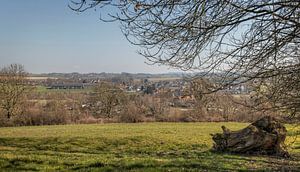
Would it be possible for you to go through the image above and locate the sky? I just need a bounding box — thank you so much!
[0,0,179,74]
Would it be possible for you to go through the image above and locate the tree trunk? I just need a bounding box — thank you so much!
[7,111,11,119]
[211,116,289,157]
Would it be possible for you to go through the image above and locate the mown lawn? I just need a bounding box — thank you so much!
[0,123,299,171]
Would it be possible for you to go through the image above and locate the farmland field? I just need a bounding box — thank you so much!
[0,123,299,171]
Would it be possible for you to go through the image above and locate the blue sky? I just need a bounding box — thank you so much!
[0,0,178,74]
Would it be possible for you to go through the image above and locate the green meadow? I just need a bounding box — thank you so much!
[0,123,299,171]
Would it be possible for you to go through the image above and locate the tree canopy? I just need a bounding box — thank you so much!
[69,0,300,119]
[0,64,29,119]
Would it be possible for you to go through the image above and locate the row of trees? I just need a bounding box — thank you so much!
[0,63,295,126]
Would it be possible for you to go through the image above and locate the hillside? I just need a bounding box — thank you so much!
[0,123,299,171]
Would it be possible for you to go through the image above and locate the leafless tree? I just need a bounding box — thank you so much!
[249,66,300,121]
[69,0,300,119]
[89,82,127,118]
[0,64,29,119]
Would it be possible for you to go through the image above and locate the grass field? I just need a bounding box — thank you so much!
[0,123,299,171]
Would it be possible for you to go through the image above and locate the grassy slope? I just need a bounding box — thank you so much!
[0,123,299,171]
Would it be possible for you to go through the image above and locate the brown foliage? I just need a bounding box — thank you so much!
[0,64,30,119]
[88,82,128,118]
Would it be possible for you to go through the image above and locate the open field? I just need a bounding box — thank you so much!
[0,123,299,171]
[27,77,58,80]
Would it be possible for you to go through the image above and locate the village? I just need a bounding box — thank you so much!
[25,72,252,119]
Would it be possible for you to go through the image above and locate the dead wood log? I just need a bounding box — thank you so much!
[211,116,289,157]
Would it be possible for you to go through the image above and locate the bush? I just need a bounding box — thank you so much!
[76,116,103,124]
[119,103,144,123]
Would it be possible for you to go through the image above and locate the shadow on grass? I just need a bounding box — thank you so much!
[210,150,300,171]
[0,137,299,171]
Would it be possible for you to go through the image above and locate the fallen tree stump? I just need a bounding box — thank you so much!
[211,116,289,157]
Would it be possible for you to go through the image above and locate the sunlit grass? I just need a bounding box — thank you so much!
[0,123,299,171]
